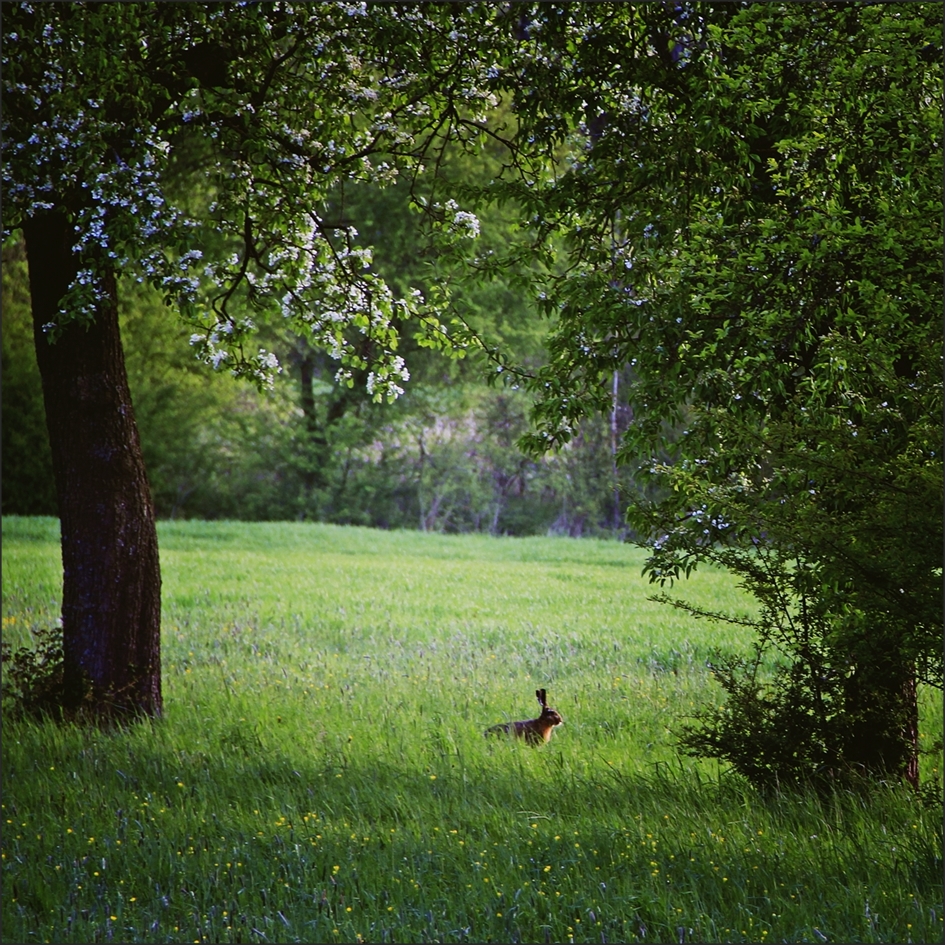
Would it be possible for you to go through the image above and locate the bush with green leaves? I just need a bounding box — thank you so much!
[0,625,84,721]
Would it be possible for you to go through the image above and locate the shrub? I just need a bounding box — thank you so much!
[0,626,89,720]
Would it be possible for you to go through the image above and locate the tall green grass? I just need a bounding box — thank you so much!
[3,517,941,943]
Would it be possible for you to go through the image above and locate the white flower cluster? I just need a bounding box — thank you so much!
[365,355,410,399]
[3,100,199,329]
[183,205,424,398]
[444,199,481,239]
[2,11,206,329]
[189,315,282,389]
[5,3,489,398]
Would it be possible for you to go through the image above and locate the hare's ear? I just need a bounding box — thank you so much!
[536,688,547,707]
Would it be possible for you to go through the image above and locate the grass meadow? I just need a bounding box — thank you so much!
[2,516,942,944]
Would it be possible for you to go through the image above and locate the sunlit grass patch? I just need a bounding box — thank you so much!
[3,517,942,943]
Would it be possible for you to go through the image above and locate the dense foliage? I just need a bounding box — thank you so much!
[460,3,943,787]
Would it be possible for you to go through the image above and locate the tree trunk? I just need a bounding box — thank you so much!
[902,669,920,790]
[296,349,327,493]
[845,655,919,789]
[23,211,162,720]
[610,369,620,531]
[297,351,319,437]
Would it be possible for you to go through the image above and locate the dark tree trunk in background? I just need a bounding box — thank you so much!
[23,211,162,720]
[844,656,919,789]
[298,351,319,437]
[902,671,920,790]
[296,350,326,493]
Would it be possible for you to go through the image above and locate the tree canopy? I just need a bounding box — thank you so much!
[458,2,943,787]
[3,3,500,393]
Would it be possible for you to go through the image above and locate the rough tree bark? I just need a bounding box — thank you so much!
[23,210,162,720]
[845,657,920,790]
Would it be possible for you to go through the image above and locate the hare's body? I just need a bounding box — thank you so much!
[484,689,563,745]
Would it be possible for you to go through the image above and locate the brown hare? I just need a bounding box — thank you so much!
[484,689,563,745]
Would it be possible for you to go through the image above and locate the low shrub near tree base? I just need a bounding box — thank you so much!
[0,625,70,721]
[678,653,940,801]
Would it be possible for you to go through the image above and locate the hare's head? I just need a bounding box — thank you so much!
[536,689,564,728]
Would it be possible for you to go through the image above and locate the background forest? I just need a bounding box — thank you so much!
[3,174,637,537]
